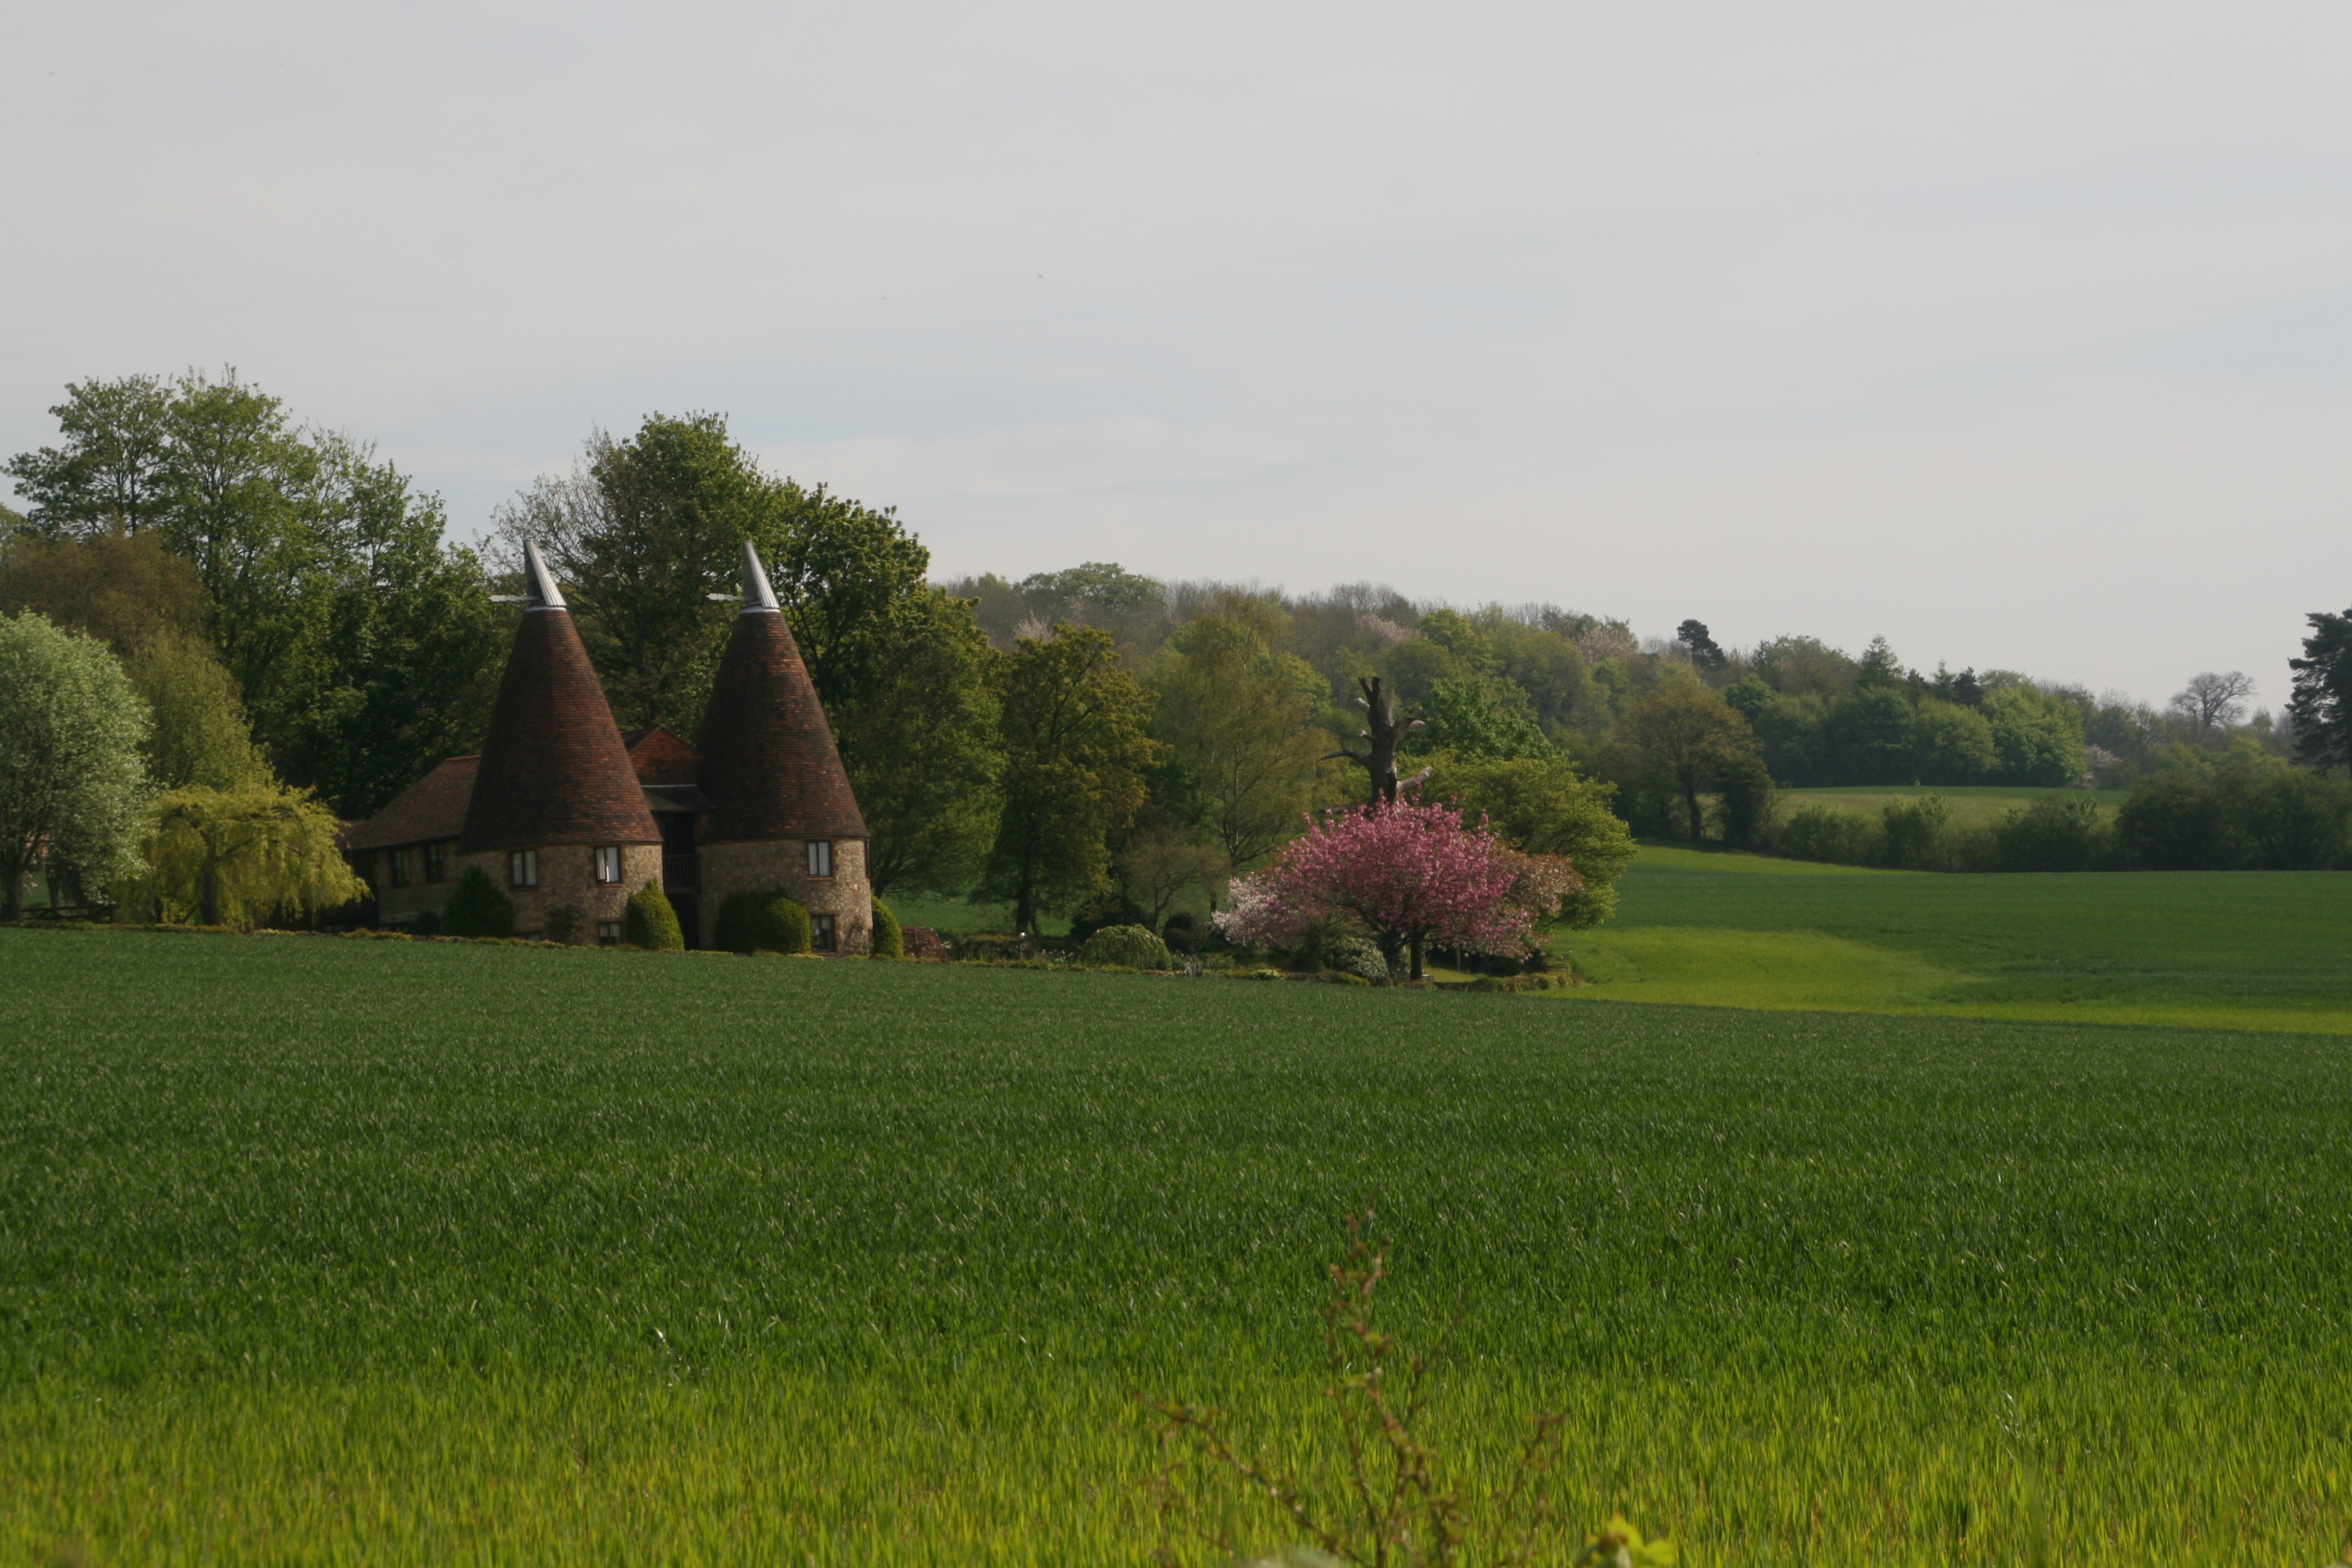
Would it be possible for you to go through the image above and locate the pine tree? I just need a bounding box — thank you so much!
[2288,608,2352,774]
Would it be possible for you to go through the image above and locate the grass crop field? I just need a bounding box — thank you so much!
[6,915,2352,1564]
[1560,844,2352,1035]
[1777,785,2129,830]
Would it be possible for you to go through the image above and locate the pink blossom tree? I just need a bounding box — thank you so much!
[1216,794,1580,980]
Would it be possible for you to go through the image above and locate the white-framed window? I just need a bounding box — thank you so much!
[813,912,838,951]
[389,848,411,888]
[596,920,622,947]
[805,839,833,878]
[426,842,447,883]
[509,849,540,888]
[594,845,622,884]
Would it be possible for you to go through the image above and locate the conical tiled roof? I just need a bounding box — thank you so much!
[696,542,867,842]
[459,542,661,853]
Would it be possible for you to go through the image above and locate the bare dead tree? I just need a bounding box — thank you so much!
[2170,670,2257,736]
[1327,676,1423,804]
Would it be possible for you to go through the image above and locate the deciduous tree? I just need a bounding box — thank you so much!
[1014,562,1163,638]
[1825,684,1915,784]
[0,528,207,652]
[134,781,365,926]
[123,631,268,790]
[496,414,769,736]
[0,612,151,917]
[2169,670,2257,741]
[1421,753,1634,926]
[1113,828,1228,931]
[286,440,505,816]
[1149,606,1338,870]
[1217,794,1574,980]
[763,511,998,900]
[1910,698,1997,783]
[6,374,504,815]
[1618,674,1760,839]
[1751,634,1856,698]
[982,626,1159,935]
[0,532,265,792]
[3,375,176,536]
[1982,683,2088,787]
[845,586,1003,897]
[1402,677,1553,762]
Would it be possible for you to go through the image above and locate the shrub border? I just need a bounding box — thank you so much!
[0,920,1581,993]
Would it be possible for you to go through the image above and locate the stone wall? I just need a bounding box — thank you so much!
[699,837,871,954]
[454,841,663,943]
[366,845,460,929]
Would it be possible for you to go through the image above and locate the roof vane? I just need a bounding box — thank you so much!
[521,539,567,610]
[737,540,780,614]
[705,543,780,613]
[491,540,568,610]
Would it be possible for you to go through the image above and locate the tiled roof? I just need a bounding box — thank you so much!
[345,756,479,852]
[623,725,702,786]
[459,607,661,852]
[696,612,868,842]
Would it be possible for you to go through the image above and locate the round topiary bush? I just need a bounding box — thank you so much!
[870,897,904,960]
[1080,923,1171,970]
[714,889,813,955]
[439,865,514,938]
[1324,935,1389,983]
[625,882,684,951]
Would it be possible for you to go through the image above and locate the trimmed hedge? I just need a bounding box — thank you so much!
[626,882,685,950]
[870,898,905,960]
[1079,924,1171,970]
[438,866,514,938]
[714,890,813,955]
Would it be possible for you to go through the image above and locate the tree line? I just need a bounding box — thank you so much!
[6,374,2350,929]
[1769,744,2352,875]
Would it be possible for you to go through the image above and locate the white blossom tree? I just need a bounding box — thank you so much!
[0,610,152,917]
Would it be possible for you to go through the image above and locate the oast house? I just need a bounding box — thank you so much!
[344,540,873,952]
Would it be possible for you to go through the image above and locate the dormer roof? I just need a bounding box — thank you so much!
[622,725,702,786]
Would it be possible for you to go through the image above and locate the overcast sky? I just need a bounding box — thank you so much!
[6,2,2347,704]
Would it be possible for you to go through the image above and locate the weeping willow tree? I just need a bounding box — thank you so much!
[131,782,365,926]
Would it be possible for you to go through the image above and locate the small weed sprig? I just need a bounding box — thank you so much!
[1143,1214,1672,1567]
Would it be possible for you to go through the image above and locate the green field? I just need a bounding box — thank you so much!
[1778,785,2127,830]
[1561,845,2352,1034]
[6,914,2352,1563]
[885,892,1058,936]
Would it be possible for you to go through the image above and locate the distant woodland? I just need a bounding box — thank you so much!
[6,378,2349,926]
